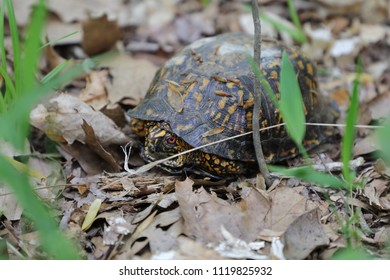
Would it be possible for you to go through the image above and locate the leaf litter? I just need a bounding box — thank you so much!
[2,0,390,260]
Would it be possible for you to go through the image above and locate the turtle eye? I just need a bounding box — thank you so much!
[166,135,176,145]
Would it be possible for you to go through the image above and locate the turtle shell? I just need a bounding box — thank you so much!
[128,32,336,162]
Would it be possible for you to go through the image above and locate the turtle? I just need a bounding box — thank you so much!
[128,32,337,178]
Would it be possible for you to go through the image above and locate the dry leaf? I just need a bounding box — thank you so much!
[81,120,121,172]
[374,227,390,244]
[282,208,329,260]
[364,179,390,210]
[80,70,109,110]
[353,134,379,157]
[126,208,182,256]
[81,198,102,231]
[176,178,271,243]
[102,53,158,104]
[82,14,121,56]
[30,94,129,146]
[266,187,318,232]
[44,43,66,71]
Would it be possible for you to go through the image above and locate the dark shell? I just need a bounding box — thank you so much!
[128,33,336,162]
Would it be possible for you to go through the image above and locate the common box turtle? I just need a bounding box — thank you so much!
[128,32,337,177]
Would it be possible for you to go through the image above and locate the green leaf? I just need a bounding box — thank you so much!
[0,1,7,69]
[247,55,278,108]
[287,0,303,31]
[332,247,371,260]
[341,60,361,183]
[4,0,22,97]
[269,165,344,188]
[280,51,306,145]
[0,155,80,259]
[259,10,306,44]
[41,60,72,84]
[40,30,80,49]
[22,0,47,93]
[376,118,390,164]
[242,4,306,44]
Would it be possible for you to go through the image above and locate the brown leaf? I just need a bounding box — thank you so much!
[44,42,66,71]
[282,208,329,260]
[80,70,109,110]
[374,227,390,244]
[82,14,121,56]
[266,187,318,232]
[364,179,390,210]
[353,134,379,157]
[176,178,271,243]
[30,94,129,146]
[125,208,182,257]
[102,53,158,104]
[81,120,121,172]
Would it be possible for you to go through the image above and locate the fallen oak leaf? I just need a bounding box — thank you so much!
[282,208,329,260]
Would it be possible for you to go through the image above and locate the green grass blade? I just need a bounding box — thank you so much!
[287,0,303,31]
[259,10,306,44]
[243,4,306,44]
[0,155,80,259]
[341,60,361,184]
[0,2,7,68]
[41,60,72,84]
[4,0,22,97]
[0,67,16,97]
[40,30,80,49]
[376,118,390,164]
[247,55,278,107]
[22,0,47,92]
[280,50,306,145]
[269,165,344,188]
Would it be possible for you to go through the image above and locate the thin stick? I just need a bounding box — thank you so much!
[251,0,272,187]
[102,121,381,188]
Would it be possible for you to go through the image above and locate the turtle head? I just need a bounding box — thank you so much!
[142,122,192,174]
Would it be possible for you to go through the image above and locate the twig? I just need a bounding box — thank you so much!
[251,0,272,187]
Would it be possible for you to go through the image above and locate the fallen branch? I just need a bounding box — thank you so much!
[251,0,272,187]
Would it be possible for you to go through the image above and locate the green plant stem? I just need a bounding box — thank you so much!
[341,60,362,186]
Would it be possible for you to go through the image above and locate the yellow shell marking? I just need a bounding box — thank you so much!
[194,92,203,103]
[199,78,210,91]
[306,63,314,76]
[213,112,222,122]
[297,60,305,70]
[227,103,237,115]
[226,82,235,89]
[269,70,278,80]
[218,98,227,110]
